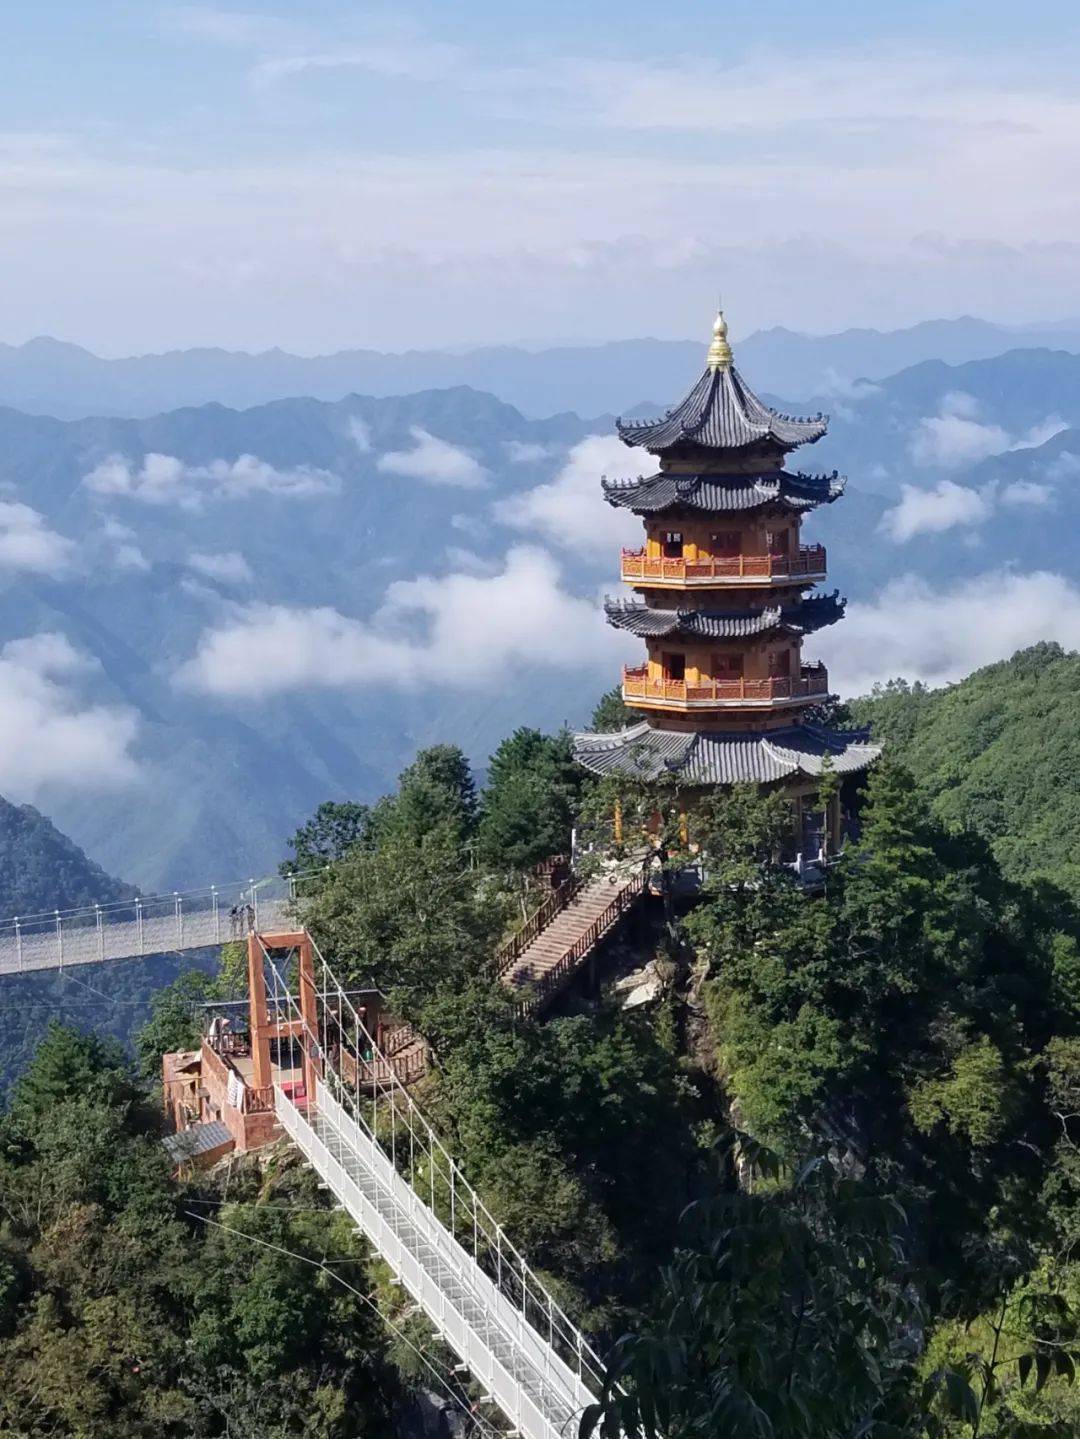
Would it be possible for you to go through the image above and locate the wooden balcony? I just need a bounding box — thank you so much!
[620,543,826,587]
[622,662,830,709]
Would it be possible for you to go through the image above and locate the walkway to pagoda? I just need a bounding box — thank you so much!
[494,864,647,1015]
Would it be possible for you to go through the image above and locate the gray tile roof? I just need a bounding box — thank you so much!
[604,593,845,641]
[617,365,828,453]
[602,470,846,514]
[162,1119,233,1161]
[572,721,879,785]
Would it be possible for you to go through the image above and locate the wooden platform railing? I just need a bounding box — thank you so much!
[494,877,584,979]
[243,1085,275,1114]
[383,1022,421,1058]
[620,544,826,583]
[623,663,830,705]
[515,874,647,1018]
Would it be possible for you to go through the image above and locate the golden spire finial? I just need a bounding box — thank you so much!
[706,304,732,370]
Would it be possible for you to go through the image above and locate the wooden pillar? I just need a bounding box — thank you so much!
[614,797,624,845]
[246,931,273,1091]
[298,933,319,1102]
[829,794,842,854]
[679,809,689,847]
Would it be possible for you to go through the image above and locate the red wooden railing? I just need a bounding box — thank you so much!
[494,877,584,979]
[244,1085,275,1114]
[515,873,647,1017]
[341,1044,428,1089]
[620,544,826,583]
[206,1030,251,1057]
[623,663,829,705]
[383,1022,421,1057]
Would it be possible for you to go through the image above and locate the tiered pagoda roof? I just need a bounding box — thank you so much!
[573,721,880,785]
[571,302,878,793]
[604,592,845,641]
[602,470,846,515]
[616,313,827,454]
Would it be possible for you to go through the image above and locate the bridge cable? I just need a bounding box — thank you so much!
[185,1209,502,1439]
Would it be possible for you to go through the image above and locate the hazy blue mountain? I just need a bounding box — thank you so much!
[0,795,136,917]
[2,346,1078,892]
[4,317,1080,421]
[0,388,609,890]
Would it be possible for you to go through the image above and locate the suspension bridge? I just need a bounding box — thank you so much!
[0,873,301,975]
[0,869,648,1436]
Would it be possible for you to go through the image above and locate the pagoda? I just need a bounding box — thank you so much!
[572,307,878,863]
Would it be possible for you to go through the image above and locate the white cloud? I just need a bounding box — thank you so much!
[910,393,1069,469]
[178,545,632,698]
[348,416,372,453]
[1047,451,1080,481]
[83,452,339,509]
[816,369,881,401]
[503,440,554,464]
[816,571,1080,699]
[376,429,488,488]
[0,633,139,797]
[494,434,641,557]
[98,517,149,571]
[1002,480,1054,507]
[187,550,253,584]
[881,479,991,542]
[0,502,74,575]
[911,413,1011,469]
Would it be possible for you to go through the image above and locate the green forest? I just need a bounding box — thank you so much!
[6,665,1080,1435]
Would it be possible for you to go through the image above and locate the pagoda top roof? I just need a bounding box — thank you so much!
[602,470,846,515]
[572,720,879,785]
[616,310,828,455]
[604,592,845,641]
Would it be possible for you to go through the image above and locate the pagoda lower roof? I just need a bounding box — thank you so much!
[604,593,845,641]
[616,364,828,454]
[602,470,846,515]
[572,721,879,786]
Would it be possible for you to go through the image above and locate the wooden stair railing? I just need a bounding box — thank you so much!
[514,872,646,1017]
[494,876,584,979]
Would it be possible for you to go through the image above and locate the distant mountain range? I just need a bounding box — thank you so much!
[1,341,1078,892]
[4,316,1080,420]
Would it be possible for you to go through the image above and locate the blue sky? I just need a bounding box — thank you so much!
[3,2,1080,352]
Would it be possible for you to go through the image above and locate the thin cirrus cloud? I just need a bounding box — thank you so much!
[815,570,1080,700]
[0,633,139,798]
[176,545,633,699]
[83,452,340,510]
[0,502,75,576]
[376,428,489,488]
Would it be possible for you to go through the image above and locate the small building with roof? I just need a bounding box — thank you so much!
[572,307,879,868]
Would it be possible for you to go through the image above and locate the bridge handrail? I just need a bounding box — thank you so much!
[0,865,331,929]
[258,931,609,1398]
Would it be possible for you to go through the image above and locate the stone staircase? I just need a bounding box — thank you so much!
[497,869,646,1014]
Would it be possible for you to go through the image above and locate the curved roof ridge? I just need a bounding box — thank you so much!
[617,363,828,455]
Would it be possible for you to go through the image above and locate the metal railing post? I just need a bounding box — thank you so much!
[96,904,103,961]
[136,897,144,954]
[174,892,182,947]
[212,885,219,942]
[14,917,21,972]
[55,911,63,971]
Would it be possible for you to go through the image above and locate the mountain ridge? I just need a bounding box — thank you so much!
[5,316,1080,421]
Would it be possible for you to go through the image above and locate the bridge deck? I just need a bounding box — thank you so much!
[0,888,294,976]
